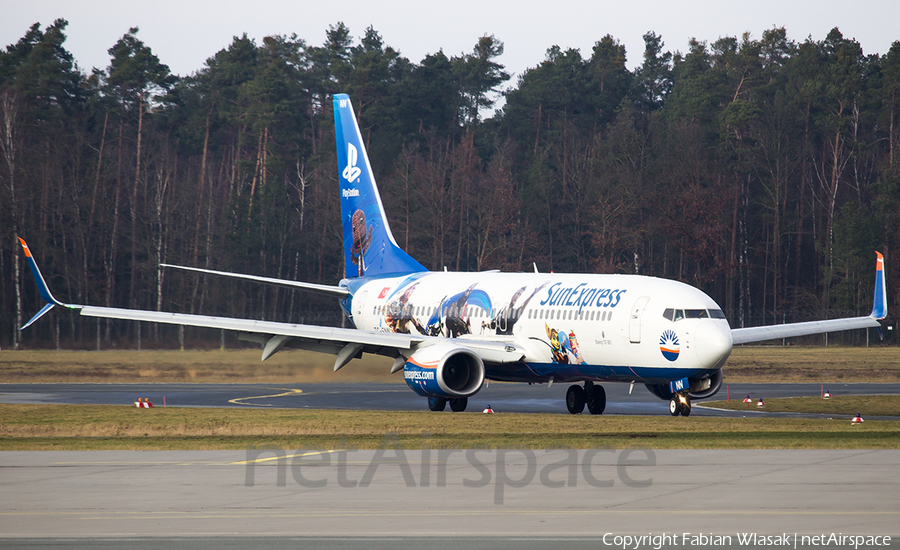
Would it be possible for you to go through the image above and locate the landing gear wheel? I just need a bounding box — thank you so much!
[449,397,468,412]
[669,395,692,416]
[586,385,607,415]
[428,396,447,411]
[566,385,586,414]
[669,398,681,416]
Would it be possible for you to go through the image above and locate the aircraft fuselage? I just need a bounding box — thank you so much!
[344,271,732,386]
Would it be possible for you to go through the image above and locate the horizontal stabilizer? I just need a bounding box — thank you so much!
[160,264,349,297]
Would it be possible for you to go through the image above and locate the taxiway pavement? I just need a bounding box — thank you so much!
[1,381,899,417]
[1,449,898,540]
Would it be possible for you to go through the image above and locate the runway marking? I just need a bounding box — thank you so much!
[50,460,237,466]
[228,388,303,406]
[230,449,339,465]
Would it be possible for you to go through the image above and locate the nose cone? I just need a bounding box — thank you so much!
[695,321,733,369]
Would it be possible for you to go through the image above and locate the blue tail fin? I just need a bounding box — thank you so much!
[333,94,426,279]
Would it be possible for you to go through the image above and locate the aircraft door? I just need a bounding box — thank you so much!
[497,308,508,333]
[629,296,650,344]
[354,290,369,318]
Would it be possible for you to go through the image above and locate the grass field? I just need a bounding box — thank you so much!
[0,404,897,451]
[703,395,900,416]
[1,347,897,452]
[721,346,900,382]
[1,346,898,384]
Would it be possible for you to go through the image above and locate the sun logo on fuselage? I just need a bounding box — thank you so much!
[659,330,680,362]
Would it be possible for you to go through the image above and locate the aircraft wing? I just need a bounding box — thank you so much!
[18,238,419,364]
[76,306,525,364]
[730,252,887,345]
[17,238,526,369]
[731,316,881,345]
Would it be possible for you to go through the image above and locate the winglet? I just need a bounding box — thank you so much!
[871,251,887,320]
[17,237,73,330]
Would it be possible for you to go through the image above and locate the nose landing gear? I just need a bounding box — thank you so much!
[669,393,692,416]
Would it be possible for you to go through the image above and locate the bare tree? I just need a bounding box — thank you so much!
[0,89,22,348]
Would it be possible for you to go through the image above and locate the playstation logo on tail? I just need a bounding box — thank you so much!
[342,143,361,182]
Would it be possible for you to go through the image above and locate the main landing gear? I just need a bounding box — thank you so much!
[428,396,468,412]
[669,393,692,416]
[566,381,606,415]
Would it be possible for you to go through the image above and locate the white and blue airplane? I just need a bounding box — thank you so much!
[19,94,888,416]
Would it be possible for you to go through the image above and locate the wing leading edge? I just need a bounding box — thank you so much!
[731,252,887,345]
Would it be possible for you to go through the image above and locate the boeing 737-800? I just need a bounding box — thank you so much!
[19,94,888,416]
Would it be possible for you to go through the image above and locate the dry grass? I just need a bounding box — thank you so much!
[0,404,898,451]
[1,346,897,384]
[703,395,900,416]
[723,346,900,382]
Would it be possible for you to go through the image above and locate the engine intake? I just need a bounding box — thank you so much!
[687,368,723,399]
[645,369,723,401]
[403,343,485,399]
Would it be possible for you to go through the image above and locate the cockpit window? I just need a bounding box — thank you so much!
[665,308,725,321]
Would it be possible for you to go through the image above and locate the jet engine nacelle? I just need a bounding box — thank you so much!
[403,343,485,399]
[645,369,724,401]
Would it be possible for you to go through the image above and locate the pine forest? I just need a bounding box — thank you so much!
[1,20,898,349]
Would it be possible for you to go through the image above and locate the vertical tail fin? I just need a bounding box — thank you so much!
[333,94,426,279]
[871,251,887,319]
